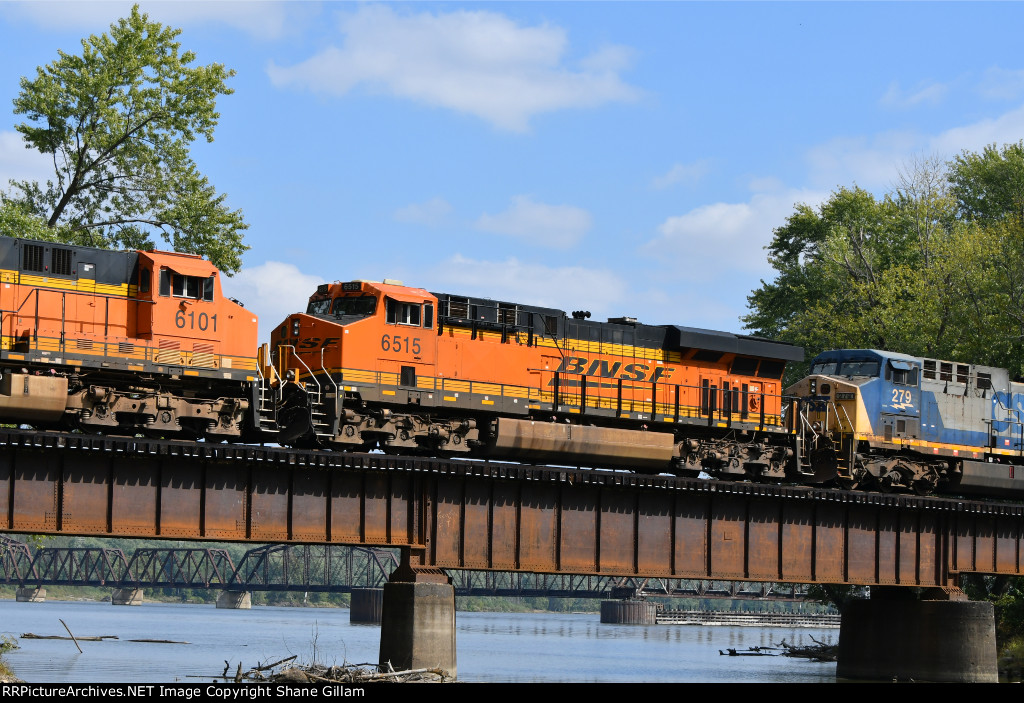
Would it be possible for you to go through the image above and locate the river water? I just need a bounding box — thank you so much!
[0,600,837,683]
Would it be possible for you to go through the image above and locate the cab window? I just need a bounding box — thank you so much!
[159,269,214,301]
[887,362,918,385]
[386,298,421,326]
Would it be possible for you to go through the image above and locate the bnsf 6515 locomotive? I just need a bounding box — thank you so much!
[270,278,807,478]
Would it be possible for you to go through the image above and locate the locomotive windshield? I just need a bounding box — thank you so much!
[307,298,331,315]
[811,361,838,375]
[811,360,880,377]
[331,295,377,317]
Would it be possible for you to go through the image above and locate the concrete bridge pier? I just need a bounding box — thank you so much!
[15,586,45,602]
[378,550,456,679]
[600,599,658,624]
[216,590,252,609]
[837,587,997,682]
[350,588,384,624]
[111,588,144,605]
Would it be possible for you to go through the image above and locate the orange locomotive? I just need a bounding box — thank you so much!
[0,232,808,479]
[0,235,258,438]
[270,279,807,477]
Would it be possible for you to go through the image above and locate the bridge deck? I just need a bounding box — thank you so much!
[1,429,1022,587]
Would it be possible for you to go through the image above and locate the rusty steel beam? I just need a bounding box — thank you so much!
[0,534,36,582]
[1,429,1023,587]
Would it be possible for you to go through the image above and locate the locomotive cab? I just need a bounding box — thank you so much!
[267,279,440,443]
[788,350,926,490]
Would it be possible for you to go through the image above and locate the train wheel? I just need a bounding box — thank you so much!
[836,477,860,491]
[912,478,936,496]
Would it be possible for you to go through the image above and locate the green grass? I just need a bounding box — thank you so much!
[0,635,18,682]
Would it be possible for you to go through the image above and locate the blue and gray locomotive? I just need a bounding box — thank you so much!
[788,349,1024,496]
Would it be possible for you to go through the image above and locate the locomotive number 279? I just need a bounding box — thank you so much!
[891,388,913,405]
[381,334,421,354]
[175,310,217,332]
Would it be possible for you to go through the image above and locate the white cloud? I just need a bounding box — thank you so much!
[429,255,627,320]
[978,66,1024,101]
[929,103,1024,155]
[394,197,453,227]
[806,103,1024,190]
[806,131,921,189]
[880,80,948,109]
[0,1,303,40]
[0,131,53,190]
[645,187,828,278]
[266,5,639,132]
[475,195,591,248]
[221,261,323,342]
[652,160,711,189]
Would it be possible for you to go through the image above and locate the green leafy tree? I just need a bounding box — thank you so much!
[742,152,1024,379]
[950,141,1024,225]
[5,5,247,272]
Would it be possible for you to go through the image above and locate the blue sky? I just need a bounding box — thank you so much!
[2,1,1024,343]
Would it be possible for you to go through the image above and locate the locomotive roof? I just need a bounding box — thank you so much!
[812,349,922,364]
[0,234,219,285]
[0,233,139,286]
[669,326,804,362]
[431,289,803,363]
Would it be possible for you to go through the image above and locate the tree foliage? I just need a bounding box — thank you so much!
[744,145,1024,382]
[4,5,247,272]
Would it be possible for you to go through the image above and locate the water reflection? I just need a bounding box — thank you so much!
[1,600,836,683]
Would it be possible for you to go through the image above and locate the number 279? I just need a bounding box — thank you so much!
[892,389,912,405]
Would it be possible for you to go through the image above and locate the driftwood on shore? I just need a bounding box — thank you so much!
[224,656,451,683]
[717,636,837,662]
[777,636,838,662]
[719,646,779,657]
[21,633,118,641]
[21,633,190,645]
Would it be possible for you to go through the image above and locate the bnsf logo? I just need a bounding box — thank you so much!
[553,356,675,383]
[277,337,340,350]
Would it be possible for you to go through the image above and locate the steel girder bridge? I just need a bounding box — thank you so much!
[2,428,1024,591]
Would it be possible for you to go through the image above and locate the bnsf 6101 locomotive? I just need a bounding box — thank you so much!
[0,235,257,439]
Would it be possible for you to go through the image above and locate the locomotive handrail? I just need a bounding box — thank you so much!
[279,344,325,435]
[798,407,821,439]
[990,391,1024,429]
[834,402,854,434]
[321,346,340,430]
[281,345,320,394]
[10,287,160,362]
